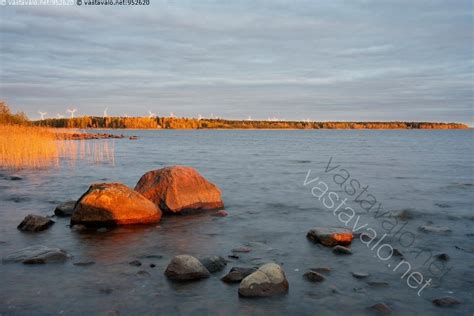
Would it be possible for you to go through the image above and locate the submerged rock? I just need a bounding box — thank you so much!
[239,263,289,297]
[54,201,76,217]
[432,296,461,307]
[221,267,257,283]
[435,253,450,261]
[200,256,227,273]
[3,245,70,264]
[211,210,228,217]
[369,303,393,315]
[352,271,370,279]
[134,166,224,214]
[303,271,325,282]
[367,281,390,288]
[310,267,331,274]
[232,247,251,253]
[129,260,142,267]
[419,225,451,234]
[164,255,210,281]
[333,245,352,255]
[17,214,54,232]
[306,227,353,247]
[71,183,162,227]
[9,175,23,181]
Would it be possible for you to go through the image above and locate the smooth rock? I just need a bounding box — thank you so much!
[164,255,210,281]
[419,225,452,234]
[352,271,370,279]
[3,245,70,264]
[9,175,23,181]
[303,271,325,282]
[232,247,251,253]
[54,201,76,217]
[307,227,353,247]
[369,303,393,315]
[432,296,461,307]
[17,215,54,232]
[333,245,352,255]
[200,256,227,273]
[367,281,390,288]
[238,263,289,297]
[221,267,257,283]
[129,260,142,267]
[71,183,162,227]
[134,166,224,214]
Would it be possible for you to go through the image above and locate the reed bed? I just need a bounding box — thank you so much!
[0,124,115,170]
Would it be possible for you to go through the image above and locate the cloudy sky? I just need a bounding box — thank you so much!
[0,0,472,123]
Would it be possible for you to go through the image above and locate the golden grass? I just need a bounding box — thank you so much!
[0,124,115,170]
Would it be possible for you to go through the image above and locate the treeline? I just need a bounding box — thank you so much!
[0,101,29,125]
[33,116,469,129]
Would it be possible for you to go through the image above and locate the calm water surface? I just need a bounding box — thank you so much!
[0,130,473,315]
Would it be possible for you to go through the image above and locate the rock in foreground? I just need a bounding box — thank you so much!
[17,214,54,232]
[164,255,210,281]
[135,166,224,214]
[3,245,70,264]
[307,227,353,247]
[238,263,289,297]
[432,296,461,307]
[71,183,162,227]
[54,201,76,217]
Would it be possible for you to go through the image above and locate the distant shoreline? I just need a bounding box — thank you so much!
[33,117,470,130]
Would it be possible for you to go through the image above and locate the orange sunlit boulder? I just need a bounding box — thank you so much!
[134,166,224,214]
[306,227,353,247]
[71,183,162,227]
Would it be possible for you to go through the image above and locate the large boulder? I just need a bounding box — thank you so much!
[134,166,224,214]
[2,245,70,264]
[238,263,289,297]
[17,214,54,232]
[71,183,161,227]
[306,227,353,247]
[164,255,210,281]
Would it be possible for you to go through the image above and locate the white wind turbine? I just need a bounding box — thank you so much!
[197,113,203,120]
[247,115,252,121]
[123,113,129,118]
[103,107,108,118]
[169,112,175,118]
[148,110,156,118]
[38,111,47,120]
[67,108,77,118]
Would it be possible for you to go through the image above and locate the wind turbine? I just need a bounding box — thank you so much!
[247,115,252,121]
[123,113,129,118]
[103,107,108,118]
[56,113,64,119]
[197,114,203,120]
[38,111,47,120]
[67,108,77,118]
[169,112,175,118]
[148,110,156,118]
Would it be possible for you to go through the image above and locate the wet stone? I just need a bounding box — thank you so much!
[221,267,257,283]
[200,256,227,273]
[352,271,370,279]
[303,271,325,282]
[432,296,461,307]
[129,260,142,267]
[333,245,352,255]
[369,303,393,315]
[17,215,54,232]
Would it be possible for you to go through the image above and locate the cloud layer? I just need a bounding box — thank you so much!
[0,0,472,123]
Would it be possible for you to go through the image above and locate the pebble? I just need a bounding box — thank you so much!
[303,271,325,282]
[129,260,142,267]
[332,245,352,255]
[352,271,370,279]
[432,296,461,307]
[369,303,393,315]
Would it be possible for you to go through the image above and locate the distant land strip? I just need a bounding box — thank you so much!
[33,117,469,130]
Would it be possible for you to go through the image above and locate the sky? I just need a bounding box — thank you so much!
[0,0,473,123]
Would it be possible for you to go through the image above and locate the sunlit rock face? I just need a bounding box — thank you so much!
[238,263,289,297]
[135,166,224,214]
[306,227,353,247]
[71,183,162,227]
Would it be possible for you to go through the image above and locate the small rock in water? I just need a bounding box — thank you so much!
[352,272,370,279]
[419,225,452,234]
[228,254,239,259]
[303,271,325,282]
[435,253,450,261]
[311,267,331,274]
[391,209,414,220]
[306,227,353,247]
[232,247,251,253]
[333,245,352,255]
[200,256,227,273]
[74,261,95,266]
[221,267,257,283]
[150,263,156,268]
[369,303,393,315]
[432,296,461,307]
[238,263,289,297]
[164,255,210,281]
[136,270,151,277]
[367,281,390,288]
[54,201,76,217]
[211,210,228,217]
[99,287,114,295]
[17,215,54,232]
[129,260,142,267]
[9,175,23,181]
[392,248,403,257]
[2,245,70,264]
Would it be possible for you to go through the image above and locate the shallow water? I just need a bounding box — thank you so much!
[0,130,473,315]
